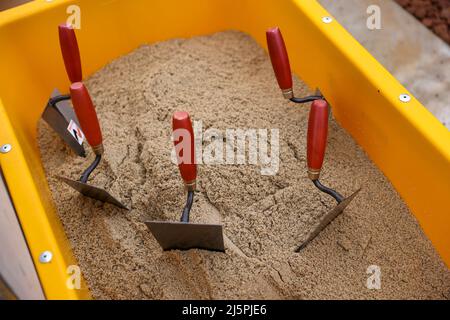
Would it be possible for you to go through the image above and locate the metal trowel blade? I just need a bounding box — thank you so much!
[58,176,128,210]
[296,188,361,252]
[42,89,86,157]
[145,221,225,252]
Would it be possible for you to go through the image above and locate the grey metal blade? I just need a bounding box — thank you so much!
[58,176,128,210]
[145,221,225,252]
[42,89,86,157]
[296,188,361,252]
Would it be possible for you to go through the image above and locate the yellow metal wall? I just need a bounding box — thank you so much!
[0,0,448,299]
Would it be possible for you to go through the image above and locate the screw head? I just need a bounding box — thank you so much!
[0,144,12,154]
[322,16,333,24]
[399,94,411,103]
[39,251,53,264]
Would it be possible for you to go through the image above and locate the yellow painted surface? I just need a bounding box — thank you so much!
[0,0,448,299]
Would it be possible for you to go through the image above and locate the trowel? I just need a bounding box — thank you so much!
[295,99,360,252]
[266,27,323,104]
[145,112,225,252]
[41,23,86,157]
[265,27,360,250]
[58,82,128,210]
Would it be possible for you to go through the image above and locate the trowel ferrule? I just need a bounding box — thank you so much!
[282,88,294,99]
[184,180,196,192]
[308,168,321,181]
[92,143,104,156]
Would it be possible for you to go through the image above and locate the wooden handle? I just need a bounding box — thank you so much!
[59,23,82,83]
[69,82,103,151]
[307,100,329,179]
[266,27,293,97]
[172,111,197,184]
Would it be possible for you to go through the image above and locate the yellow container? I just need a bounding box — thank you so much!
[0,0,449,299]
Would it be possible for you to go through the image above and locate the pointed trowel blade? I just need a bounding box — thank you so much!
[42,89,86,157]
[58,176,128,210]
[145,221,225,252]
[296,188,361,252]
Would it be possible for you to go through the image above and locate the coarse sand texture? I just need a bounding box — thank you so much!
[38,31,450,299]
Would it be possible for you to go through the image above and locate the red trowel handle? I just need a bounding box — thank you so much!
[70,82,103,155]
[59,23,82,83]
[266,27,293,98]
[172,112,197,188]
[307,100,329,180]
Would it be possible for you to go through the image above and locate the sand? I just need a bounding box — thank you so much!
[38,31,450,299]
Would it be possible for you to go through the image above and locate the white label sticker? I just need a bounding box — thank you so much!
[67,120,85,145]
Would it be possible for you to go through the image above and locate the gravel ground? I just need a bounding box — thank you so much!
[396,0,450,43]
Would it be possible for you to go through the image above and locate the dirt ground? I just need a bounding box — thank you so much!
[396,0,450,44]
[38,31,450,299]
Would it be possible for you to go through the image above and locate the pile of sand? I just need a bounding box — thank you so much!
[38,31,450,299]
